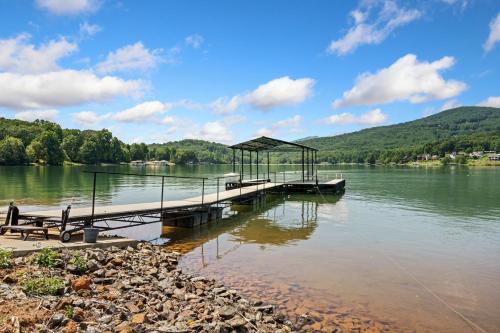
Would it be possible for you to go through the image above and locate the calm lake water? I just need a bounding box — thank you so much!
[1,165,499,332]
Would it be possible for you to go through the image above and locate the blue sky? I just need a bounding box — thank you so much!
[0,0,498,144]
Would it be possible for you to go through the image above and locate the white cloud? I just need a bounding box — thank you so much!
[210,96,242,114]
[324,109,387,126]
[185,34,204,48]
[36,0,101,15]
[441,0,469,11]
[327,1,421,55]
[15,109,59,122]
[199,121,234,143]
[254,115,303,137]
[439,99,461,111]
[0,34,77,74]
[79,22,101,39]
[245,77,315,110]
[0,70,144,110]
[484,13,500,53]
[212,76,315,113]
[477,96,500,108]
[332,54,466,108]
[112,101,172,123]
[96,42,163,73]
[71,111,111,126]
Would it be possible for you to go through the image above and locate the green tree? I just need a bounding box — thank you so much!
[62,134,83,162]
[26,131,64,165]
[0,136,27,165]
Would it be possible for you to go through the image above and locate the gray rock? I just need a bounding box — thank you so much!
[219,306,236,319]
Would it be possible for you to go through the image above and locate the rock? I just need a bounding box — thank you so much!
[71,277,91,291]
[72,307,85,322]
[254,305,274,313]
[87,259,100,272]
[66,264,79,273]
[63,320,77,333]
[219,306,236,319]
[227,317,247,328]
[2,274,17,284]
[131,313,147,324]
[213,287,226,294]
[110,257,124,266]
[126,302,141,313]
[49,313,65,328]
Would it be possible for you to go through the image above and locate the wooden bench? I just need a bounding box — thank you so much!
[0,225,49,241]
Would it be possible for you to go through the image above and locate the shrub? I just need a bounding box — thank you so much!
[0,249,12,268]
[21,276,64,295]
[69,252,88,274]
[32,248,59,268]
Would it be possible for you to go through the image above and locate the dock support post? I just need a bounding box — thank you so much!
[256,151,259,179]
[314,151,318,184]
[232,148,235,173]
[302,148,305,183]
[306,149,310,181]
[201,179,205,206]
[216,177,220,217]
[250,151,252,180]
[241,149,244,181]
[267,151,270,180]
[91,172,96,226]
[160,176,165,218]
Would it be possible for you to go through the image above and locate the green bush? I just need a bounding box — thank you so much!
[0,249,12,268]
[69,252,88,274]
[21,276,64,295]
[32,248,59,268]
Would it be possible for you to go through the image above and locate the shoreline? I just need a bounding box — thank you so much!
[0,242,296,333]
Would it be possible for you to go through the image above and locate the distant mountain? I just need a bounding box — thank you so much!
[301,106,499,152]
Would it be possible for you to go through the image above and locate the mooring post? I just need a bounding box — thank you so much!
[240,149,244,181]
[160,176,165,218]
[91,172,97,226]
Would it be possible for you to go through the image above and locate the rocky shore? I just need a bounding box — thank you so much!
[0,243,296,333]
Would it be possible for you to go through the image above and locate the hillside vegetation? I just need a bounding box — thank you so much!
[0,106,498,165]
[300,106,499,164]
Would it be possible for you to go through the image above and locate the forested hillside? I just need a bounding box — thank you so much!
[300,106,499,164]
[0,106,498,165]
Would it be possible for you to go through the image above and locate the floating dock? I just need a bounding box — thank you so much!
[1,136,345,242]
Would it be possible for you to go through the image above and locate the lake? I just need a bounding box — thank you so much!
[1,165,499,332]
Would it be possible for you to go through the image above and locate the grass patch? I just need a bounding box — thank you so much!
[21,276,64,296]
[0,249,12,269]
[69,252,88,274]
[32,248,59,268]
[64,305,74,319]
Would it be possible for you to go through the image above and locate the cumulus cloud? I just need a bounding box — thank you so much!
[327,1,421,55]
[212,76,315,113]
[15,109,59,122]
[484,13,500,53]
[0,34,77,74]
[254,115,303,137]
[96,42,163,74]
[71,111,111,126]
[36,0,101,15]
[112,101,172,123]
[324,109,387,126]
[79,22,101,39]
[198,121,234,143]
[477,96,500,108]
[332,54,466,108]
[0,70,144,110]
[185,34,204,49]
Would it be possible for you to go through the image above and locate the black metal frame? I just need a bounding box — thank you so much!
[229,136,318,183]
